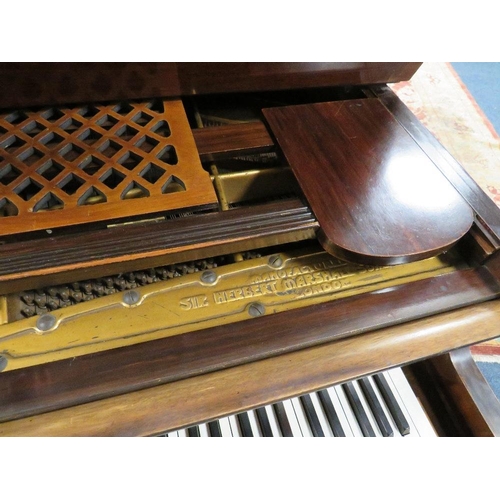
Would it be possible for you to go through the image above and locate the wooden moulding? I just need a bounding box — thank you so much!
[2,299,500,436]
[262,99,474,265]
[0,265,498,426]
[0,198,318,295]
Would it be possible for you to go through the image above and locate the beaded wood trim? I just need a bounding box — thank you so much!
[0,99,217,237]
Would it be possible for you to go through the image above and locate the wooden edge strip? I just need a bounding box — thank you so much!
[192,122,274,161]
[445,348,500,436]
[1,298,500,436]
[0,267,498,425]
[0,199,318,294]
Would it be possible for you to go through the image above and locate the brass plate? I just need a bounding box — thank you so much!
[0,247,461,371]
[0,99,217,236]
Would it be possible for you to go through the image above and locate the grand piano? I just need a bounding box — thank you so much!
[1,62,500,436]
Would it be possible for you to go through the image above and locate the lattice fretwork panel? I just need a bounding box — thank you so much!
[0,99,217,236]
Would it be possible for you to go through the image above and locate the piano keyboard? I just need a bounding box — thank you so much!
[161,368,437,437]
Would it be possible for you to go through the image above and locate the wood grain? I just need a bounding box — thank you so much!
[372,85,500,246]
[263,99,474,265]
[193,122,274,162]
[0,266,498,424]
[435,349,500,436]
[0,63,422,109]
[1,299,499,436]
[0,198,318,294]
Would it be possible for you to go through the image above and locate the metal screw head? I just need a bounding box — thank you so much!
[201,270,217,284]
[0,355,7,372]
[36,313,57,331]
[268,255,283,268]
[123,289,141,305]
[248,302,265,317]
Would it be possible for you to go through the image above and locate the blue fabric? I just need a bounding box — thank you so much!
[451,62,500,135]
[474,362,500,401]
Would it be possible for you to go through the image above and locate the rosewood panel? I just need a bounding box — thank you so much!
[372,85,500,245]
[263,99,474,265]
[193,122,274,162]
[0,63,422,110]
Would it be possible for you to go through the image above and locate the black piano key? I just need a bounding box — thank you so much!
[236,412,254,437]
[208,421,222,437]
[358,378,394,437]
[317,389,346,437]
[272,402,294,437]
[373,373,410,436]
[299,394,325,437]
[187,426,201,437]
[255,407,274,437]
[342,381,376,437]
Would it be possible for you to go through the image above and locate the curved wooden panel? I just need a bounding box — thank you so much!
[263,99,474,265]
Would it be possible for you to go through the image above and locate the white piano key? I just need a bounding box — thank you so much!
[198,423,209,437]
[262,405,282,437]
[334,385,363,436]
[308,391,334,437]
[218,417,233,437]
[228,414,240,437]
[280,399,303,437]
[167,430,179,437]
[325,386,354,436]
[247,410,262,437]
[177,428,188,437]
[290,397,313,437]
[385,368,437,437]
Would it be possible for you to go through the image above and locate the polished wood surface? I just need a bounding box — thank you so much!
[0,198,318,294]
[1,266,497,424]
[1,300,499,436]
[372,85,500,246]
[406,348,500,436]
[0,63,422,109]
[193,122,274,162]
[263,99,474,265]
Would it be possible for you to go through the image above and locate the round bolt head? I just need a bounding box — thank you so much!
[123,289,141,305]
[268,255,283,268]
[36,313,57,331]
[248,302,266,317]
[201,270,217,284]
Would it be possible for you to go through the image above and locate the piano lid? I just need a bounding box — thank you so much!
[0,62,422,110]
[262,98,474,265]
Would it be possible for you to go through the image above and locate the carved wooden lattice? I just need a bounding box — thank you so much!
[0,99,217,237]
